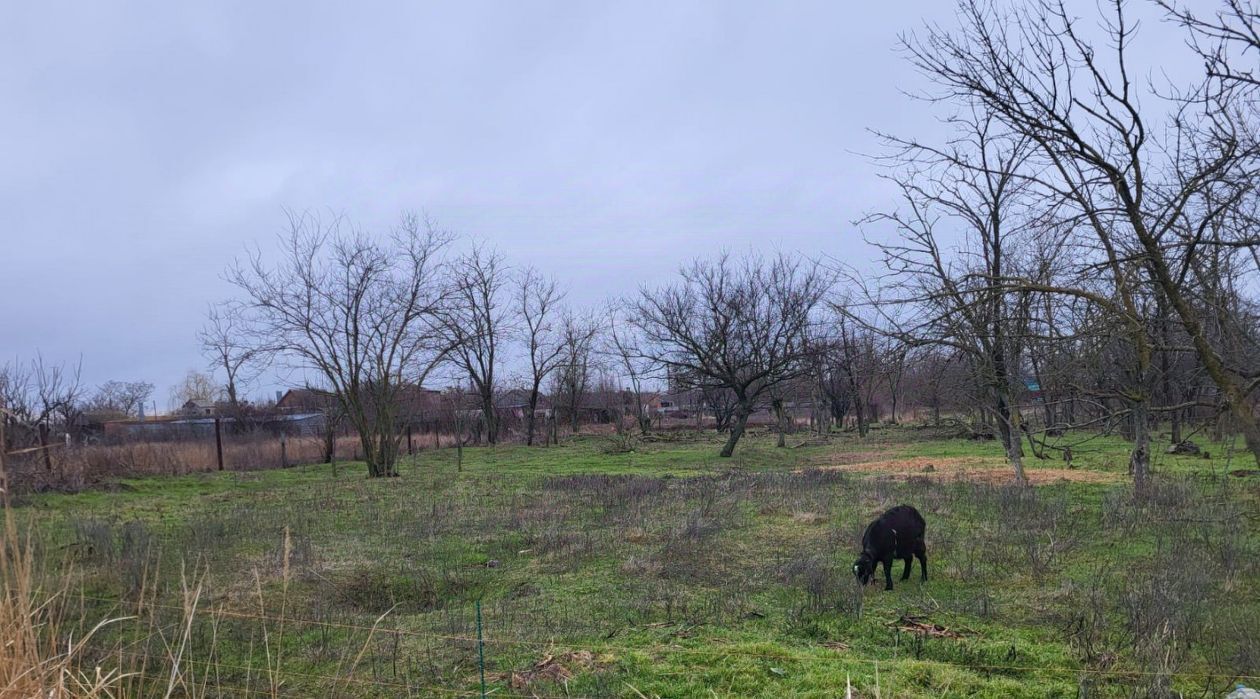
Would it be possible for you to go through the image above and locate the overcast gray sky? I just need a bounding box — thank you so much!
[0,1,1192,406]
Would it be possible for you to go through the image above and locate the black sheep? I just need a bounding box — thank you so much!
[852,504,927,591]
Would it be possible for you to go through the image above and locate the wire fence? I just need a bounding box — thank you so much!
[3,421,465,494]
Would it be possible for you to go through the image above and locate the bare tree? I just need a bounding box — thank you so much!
[551,310,599,435]
[629,252,828,457]
[436,246,509,444]
[1160,0,1260,90]
[85,380,154,418]
[700,386,739,432]
[170,369,221,410]
[517,268,566,445]
[199,302,262,424]
[854,114,1042,480]
[0,356,81,471]
[907,0,1260,468]
[834,313,881,439]
[227,210,450,477]
[605,305,653,435]
[803,327,855,433]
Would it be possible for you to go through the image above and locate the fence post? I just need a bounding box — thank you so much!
[476,599,487,699]
[280,433,288,468]
[407,424,413,455]
[214,418,224,471]
[38,423,53,471]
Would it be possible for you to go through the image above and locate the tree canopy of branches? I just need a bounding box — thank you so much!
[226,211,450,477]
[199,302,261,423]
[605,305,653,435]
[551,310,598,435]
[85,380,154,418]
[896,0,1260,475]
[629,252,828,457]
[517,268,566,446]
[436,246,509,444]
[0,356,81,471]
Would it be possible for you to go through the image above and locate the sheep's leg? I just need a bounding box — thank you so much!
[901,556,913,580]
[882,557,894,590]
[915,541,928,581]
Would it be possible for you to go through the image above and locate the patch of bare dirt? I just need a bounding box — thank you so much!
[803,455,1118,485]
[813,450,885,465]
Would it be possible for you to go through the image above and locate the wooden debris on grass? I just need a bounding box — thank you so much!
[893,613,964,639]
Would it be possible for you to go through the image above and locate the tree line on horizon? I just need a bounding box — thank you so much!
[4,0,1260,488]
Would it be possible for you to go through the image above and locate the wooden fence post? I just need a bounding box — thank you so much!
[280,433,288,468]
[214,418,224,471]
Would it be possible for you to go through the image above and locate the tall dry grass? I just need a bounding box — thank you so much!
[8,430,467,493]
[1,485,385,697]
[1,413,207,698]
[1,416,131,697]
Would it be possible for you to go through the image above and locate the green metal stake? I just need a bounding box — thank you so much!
[476,599,486,698]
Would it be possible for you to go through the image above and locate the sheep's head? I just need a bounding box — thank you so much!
[852,553,875,586]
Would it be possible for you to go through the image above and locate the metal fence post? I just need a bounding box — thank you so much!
[476,600,487,698]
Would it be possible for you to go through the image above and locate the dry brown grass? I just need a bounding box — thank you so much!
[1,481,388,698]
[2,450,133,696]
[803,455,1119,485]
[9,430,471,493]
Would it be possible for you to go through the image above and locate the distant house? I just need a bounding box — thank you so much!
[276,388,337,413]
[494,388,550,420]
[277,385,442,422]
[178,400,215,417]
[656,389,703,417]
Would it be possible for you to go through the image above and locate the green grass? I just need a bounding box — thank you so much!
[16,425,1260,697]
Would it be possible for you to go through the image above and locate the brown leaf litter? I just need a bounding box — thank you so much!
[490,649,608,689]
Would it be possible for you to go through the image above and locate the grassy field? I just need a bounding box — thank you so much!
[13,424,1260,698]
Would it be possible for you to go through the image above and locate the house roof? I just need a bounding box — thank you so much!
[494,388,549,409]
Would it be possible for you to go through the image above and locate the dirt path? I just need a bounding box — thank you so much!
[804,454,1119,485]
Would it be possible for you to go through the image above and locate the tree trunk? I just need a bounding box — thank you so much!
[1004,409,1028,484]
[481,393,498,445]
[995,387,1028,482]
[853,397,868,437]
[1129,400,1151,494]
[323,425,336,464]
[720,404,752,457]
[1125,209,1260,467]
[525,388,539,446]
[363,426,399,477]
[455,414,465,471]
[773,399,787,448]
